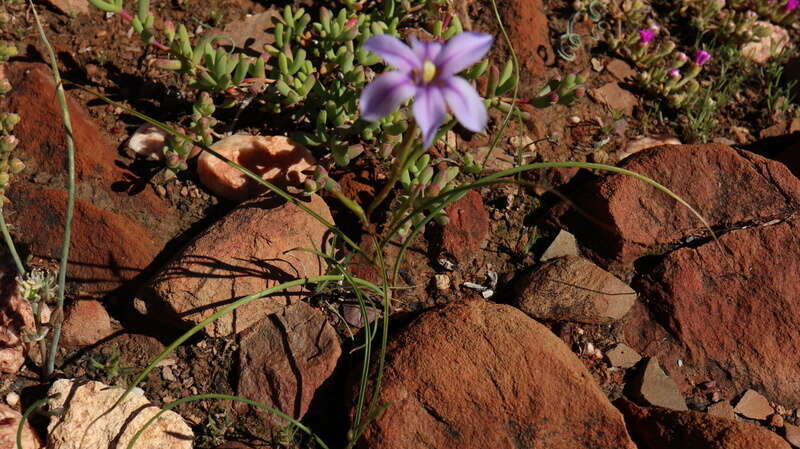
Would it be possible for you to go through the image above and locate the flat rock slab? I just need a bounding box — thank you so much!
[358,299,637,449]
[556,144,800,268]
[734,390,774,420]
[144,195,331,337]
[515,256,636,324]
[618,399,790,449]
[626,219,800,407]
[632,358,687,411]
[237,302,341,427]
[47,379,193,449]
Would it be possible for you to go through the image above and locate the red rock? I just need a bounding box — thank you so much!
[558,144,800,267]
[605,343,642,369]
[784,424,800,447]
[2,62,181,295]
[40,0,89,15]
[617,399,791,449]
[502,0,551,79]
[144,195,332,337]
[7,188,162,295]
[357,300,637,449]
[60,299,115,347]
[236,302,340,427]
[626,219,800,407]
[606,59,636,81]
[515,256,636,324]
[591,83,638,116]
[734,390,774,420]
[707,402,735,420]
[437,190,489,264]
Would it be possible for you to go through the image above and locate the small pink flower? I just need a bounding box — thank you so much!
[668,69,681,79]
[639,29,656,44]
[693,50,711,66]
[786,0,799,12]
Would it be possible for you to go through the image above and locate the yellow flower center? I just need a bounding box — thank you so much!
[421,60,437,83]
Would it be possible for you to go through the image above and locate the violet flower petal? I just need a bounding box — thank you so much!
[363,35,421,72]
[441,77,487,132]
[413,86,447,148]
[434,32,494,78]
[410,37,443,62]
[359,71,417,121]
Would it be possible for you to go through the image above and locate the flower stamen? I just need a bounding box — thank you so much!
[421,60,437,83]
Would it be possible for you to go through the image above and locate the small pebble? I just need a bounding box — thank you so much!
[434,274,451,291]
[769,413,785,428]
[569,115,581,124]
[5,392,19,407]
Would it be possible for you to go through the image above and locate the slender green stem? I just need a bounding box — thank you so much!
[482,0,520,167]
[0,209,24,275]
[16,396,50,449]
[30,1,75,378]
[366,122,418,217]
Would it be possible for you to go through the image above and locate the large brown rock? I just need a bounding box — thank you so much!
[626,219,800,407]
[237,302,341,427]
[357,300,637,449]
[144,195,331,336]
[557,144,800,267]
[617,399,790,449]
[515,256,636,324]
[8,188,162,294]
[2,63,181,295]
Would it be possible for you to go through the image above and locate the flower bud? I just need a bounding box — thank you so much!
[0,44,17,59]
[154,59,182,71]
[9,158,24,174]
[195,91,215,117]
[303,179,318,194]
[548,92,559,104]
[1,112,20,131]
[163,20,176,41]
[0,79,11,95]
[0,135,18,153]
[573,87,586,97]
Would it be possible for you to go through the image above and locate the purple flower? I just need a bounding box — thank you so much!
[668,68,680,79]
[639,29,656,44]
[693,50,711,66]
[786,0,799,12]
[359,32,493,148]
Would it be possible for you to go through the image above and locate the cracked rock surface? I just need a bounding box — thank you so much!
[555,143,800,269]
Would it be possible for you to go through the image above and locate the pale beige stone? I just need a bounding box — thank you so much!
[47,379,193,449]
[198,135,315,202]
[127,124,168,161]
[742,22,790,64]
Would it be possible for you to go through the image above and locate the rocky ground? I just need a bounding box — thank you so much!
[0,0,800,448]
